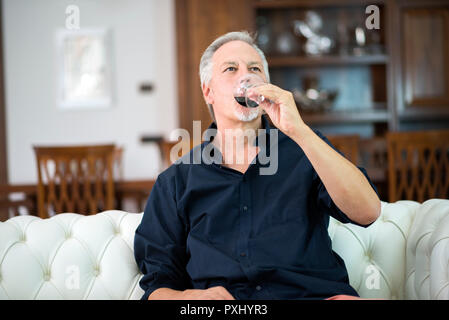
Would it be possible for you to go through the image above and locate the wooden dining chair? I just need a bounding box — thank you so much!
[387,129,449,202]
[327,134,360,165]
[33,144,116,218]
[359,136,388,201]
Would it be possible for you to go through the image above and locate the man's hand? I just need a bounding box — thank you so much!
[247,83,307,139]
[181,286,236,300]
[149,286,235,300]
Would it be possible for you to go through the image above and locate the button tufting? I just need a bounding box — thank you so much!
[93,266,100,276]
[43,271,51,281]
[365,251,371,260]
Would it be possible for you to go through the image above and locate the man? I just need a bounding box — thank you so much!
[134,31,381,300]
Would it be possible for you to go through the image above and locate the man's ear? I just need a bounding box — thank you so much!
[202,82,214,105]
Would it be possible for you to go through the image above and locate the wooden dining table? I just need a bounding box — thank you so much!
[0,179,155,222]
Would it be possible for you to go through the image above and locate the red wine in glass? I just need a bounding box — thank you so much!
[233,74,267,108]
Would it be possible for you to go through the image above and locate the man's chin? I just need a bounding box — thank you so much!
[233,104,261,122]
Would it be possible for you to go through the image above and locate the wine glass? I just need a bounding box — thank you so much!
[233,73,270,108]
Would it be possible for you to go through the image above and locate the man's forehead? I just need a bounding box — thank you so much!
[212,40,262,66]
[220,60,262,66]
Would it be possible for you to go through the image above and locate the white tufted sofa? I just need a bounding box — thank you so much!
[0,199,448,300]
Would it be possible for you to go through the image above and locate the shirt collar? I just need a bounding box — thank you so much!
[201,114,273,164]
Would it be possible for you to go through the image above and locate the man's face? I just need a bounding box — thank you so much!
[203,40,267,123]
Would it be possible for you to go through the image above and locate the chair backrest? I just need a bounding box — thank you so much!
[157,139,194,171]
[359,136,388,200]
[33,144,116,218]
[387,129,449,202]
[327,134,360,165]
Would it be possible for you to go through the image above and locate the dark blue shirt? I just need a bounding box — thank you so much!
[134,115,379,300]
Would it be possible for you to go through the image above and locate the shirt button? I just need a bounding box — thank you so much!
[240,252,246,257]
[243,206,248,211]
[256,285,262,291]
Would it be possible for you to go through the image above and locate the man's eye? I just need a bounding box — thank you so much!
[250,67,262,72]
[225,66,236,72]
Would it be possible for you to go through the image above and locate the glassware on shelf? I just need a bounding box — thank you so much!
[293,76,338,112]
[275,30,299,55]
[271,11,300,56]
[348,19,384,56]
[293,11,334,56]
[352,25,367,56]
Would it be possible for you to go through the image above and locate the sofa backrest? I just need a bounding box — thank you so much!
[0,211,144,299]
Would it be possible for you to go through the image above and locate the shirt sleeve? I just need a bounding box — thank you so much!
[133,175,191,300]
[311,129,380,228]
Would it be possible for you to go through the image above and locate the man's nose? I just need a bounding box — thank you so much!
[237,70,252,84]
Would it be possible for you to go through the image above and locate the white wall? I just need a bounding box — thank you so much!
[2,0,178,183]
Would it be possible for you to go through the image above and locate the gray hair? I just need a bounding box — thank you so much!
[199,31,270,122]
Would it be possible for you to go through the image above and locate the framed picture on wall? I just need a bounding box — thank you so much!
[56,28,113,110]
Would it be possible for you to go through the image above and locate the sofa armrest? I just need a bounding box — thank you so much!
[405,199,449,300]
[329,200,417,300]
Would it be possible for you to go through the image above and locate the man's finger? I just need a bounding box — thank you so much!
[211,286,235,300]
[248,84,288,106]
[218,287,236,300]
[248,85,280,102]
